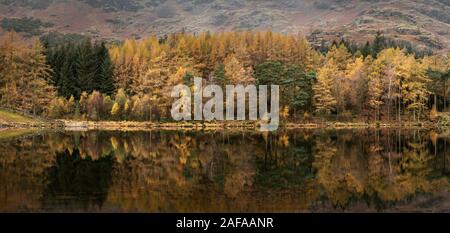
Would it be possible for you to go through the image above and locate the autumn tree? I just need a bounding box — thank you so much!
[401,55,430,121]
[423,55,449,112]
[0,32,56,115]
[224,53,255,85]
[367,58,384,120]
[313,60,338,115]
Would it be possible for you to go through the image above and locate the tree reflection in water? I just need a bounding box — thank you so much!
[0,129,448,212]
[43,149,114,211]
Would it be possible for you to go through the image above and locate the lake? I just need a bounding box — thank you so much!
[0,129,449,212]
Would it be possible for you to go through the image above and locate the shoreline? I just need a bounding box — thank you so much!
[0,119,444,131]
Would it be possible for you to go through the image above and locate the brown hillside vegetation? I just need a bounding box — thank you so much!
[0,0,449,51]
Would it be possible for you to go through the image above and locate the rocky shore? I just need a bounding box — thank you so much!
[0,118,441,132]
[54,120,440,131]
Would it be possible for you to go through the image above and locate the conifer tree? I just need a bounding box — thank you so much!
[95,42,115,95]
[59,55,79,98]
[0,32,56,115]
[255,61,284,85]
[223,54,255,85]
[24,41,57,115]
[313,60,338,115]
[213,63,228,88]
[283,64,315,115]
[75,39,96,94]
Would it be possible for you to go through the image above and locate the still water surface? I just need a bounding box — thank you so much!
[0,129,449,212]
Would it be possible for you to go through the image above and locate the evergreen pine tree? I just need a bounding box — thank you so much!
[59,55,80,98]
[75,39,95,94]
[213,63,228,88]
[95,42,115,95]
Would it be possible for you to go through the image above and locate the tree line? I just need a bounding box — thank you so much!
[0,30,449,122]
[44,38,115,98]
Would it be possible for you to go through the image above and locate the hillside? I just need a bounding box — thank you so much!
[0,0,449,51]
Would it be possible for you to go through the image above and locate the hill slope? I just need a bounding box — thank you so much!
[0,110,40,124]
[0,0,449,51]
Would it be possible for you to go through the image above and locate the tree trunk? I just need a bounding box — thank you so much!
[374,106,379,121]
[398,96,401,123]
[444,79,447,112]
[388,75,392,121]
[434,94,438,112]
[418,108,421,123]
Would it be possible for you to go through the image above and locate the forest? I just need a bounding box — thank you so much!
[1,30,450,123]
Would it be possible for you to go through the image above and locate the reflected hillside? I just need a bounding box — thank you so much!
[0,129,448,212]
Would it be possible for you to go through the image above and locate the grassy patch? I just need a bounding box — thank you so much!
[0,128,38,140]
[0,110,39,124]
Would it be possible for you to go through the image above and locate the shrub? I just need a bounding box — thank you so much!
[1,17,53,37]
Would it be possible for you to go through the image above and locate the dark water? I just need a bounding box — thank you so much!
[0,129,449,213]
